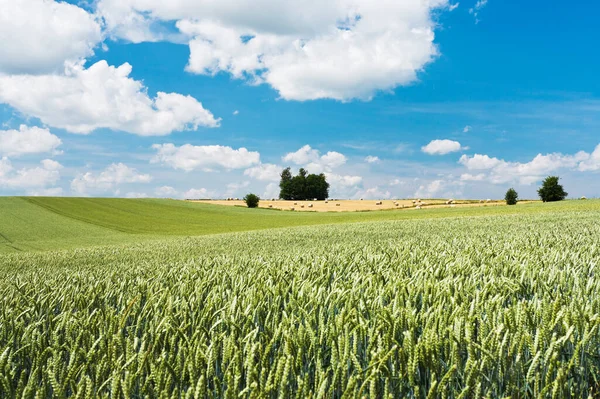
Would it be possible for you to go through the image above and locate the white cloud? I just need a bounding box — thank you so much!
[283,145,347,173]
[262,182,280,199]
[71,163,152,195]
[155,186,179,197]
[389,178,405,186]
[244,163,281,181]
[154,185,217,199]
[152,143,260,172]
[183,188,215,199]
[459,145,600,185]
[353,186,391,200]
[0,61,220,136]
[469,0,488,22]
[365,155,380,163]
[0,157,62,190]
[578,144,600,171]
[414,179,445,198]
[0,0,102,74]
[233,110,239,115]
[0,125,62,157]
[463,125,472,133]
[422,139,466,155]
[325,172,363,197]
[460,173,486,181]
[226,181,250,196]
[96,0,450,101]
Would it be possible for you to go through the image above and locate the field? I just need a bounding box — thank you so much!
[192,198,531,212]
[1,197,600,397]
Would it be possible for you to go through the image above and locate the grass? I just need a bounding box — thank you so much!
[2,203,600,397]
[1,196,597,252]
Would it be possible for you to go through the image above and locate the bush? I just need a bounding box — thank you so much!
[505,188,518,205]
[538,176,568,202]
[243,193,260,208]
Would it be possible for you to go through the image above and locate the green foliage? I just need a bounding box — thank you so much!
[538,176,568,202]
[243,193,260,208]
[3,207,600,397]
[279,167,293,200]
[505,188,519,205]
[279,168,329,200]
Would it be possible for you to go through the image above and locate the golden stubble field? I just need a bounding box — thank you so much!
[190,199,531,212]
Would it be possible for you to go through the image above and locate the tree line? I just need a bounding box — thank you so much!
[279,167,329,200]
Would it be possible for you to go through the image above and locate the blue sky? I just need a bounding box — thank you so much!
[0,0,598,199]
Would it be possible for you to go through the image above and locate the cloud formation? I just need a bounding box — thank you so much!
[71,163,152,195]
[152,143,260,171]
[0,61,220,136]
[459,144,600,185]
[0,157,62,190]
[0,125,62,157]
[96,0,450,101]
[422,139,465,155]
[0,0,102,74]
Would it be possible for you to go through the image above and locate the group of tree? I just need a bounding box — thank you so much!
[279,167,329,200]
[504,176,568,205]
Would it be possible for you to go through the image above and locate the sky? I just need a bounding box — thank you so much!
[0,0,599,200]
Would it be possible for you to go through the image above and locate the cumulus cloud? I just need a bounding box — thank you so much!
[283,145,347,173]
[0,0,102,74]
[365,155,380,163]
[96,0,450,101]
[0,125,62,157]
[262,182,280,199]
[422,139,466,155]
[244,163,281,181]
[152,143,260,172]
[0,61,220,136]
[463,125,472,133]
[458,144,600,185]
[0,157,62,190]
[415,180,447,198]
[71,163,152,195]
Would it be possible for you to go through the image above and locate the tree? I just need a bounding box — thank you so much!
[538,176,568,202]
[279,168,293,200]
[279,168,329,200]
[243,193,260,208]
[505,188,518,205]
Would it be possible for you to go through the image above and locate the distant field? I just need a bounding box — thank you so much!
[0,197,591,252]
[2,201,600,397]
[192,198,530,212]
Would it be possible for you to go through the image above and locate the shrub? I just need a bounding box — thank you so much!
[505,188,518,205]
[538,176,568,202]
[243,193,260,208]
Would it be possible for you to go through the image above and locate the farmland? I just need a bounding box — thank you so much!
[1,198,600,397]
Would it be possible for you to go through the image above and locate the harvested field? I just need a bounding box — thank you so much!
[191,198,535,212]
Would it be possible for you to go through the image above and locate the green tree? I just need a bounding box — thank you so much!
[279,167,293,200]
[243,193,260,208]
[538,176,568,202]
[505,188,518,205]
[279,168,329,200]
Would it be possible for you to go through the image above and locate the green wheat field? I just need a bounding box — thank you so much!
[1,197,600,397]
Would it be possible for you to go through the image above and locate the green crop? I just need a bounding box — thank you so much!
[1,204,600,397]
